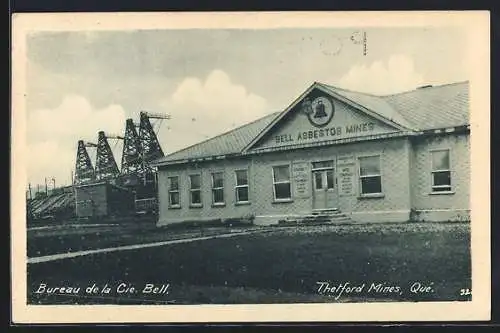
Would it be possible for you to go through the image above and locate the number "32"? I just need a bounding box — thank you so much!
[460,288,472,296]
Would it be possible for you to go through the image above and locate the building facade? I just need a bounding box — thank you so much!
[153,81,470,226]
[75,182,136,218]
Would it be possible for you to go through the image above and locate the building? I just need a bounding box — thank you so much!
[75,182,136,218]
[152,81,470,226]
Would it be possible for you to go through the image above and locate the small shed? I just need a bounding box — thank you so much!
[75,181,135,218]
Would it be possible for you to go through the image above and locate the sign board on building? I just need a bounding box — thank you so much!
[258,93,401,151]
[337,155,356,196]
[292,161,310,198]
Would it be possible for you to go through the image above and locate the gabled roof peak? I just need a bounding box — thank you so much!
[315,82,381,97]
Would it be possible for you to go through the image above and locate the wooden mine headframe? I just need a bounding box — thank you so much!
[74,140,97,184]
[121,118,144,181]
[121,111,169,185]
[95,131,123,181]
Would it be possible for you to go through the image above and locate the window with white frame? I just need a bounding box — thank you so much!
[235,170,249,203]
[168,176,180,207]
[359,155,382,195]
[272,165,292,200]
[189,174,202,206]
[211,172,225,205]
[431,149,451,192]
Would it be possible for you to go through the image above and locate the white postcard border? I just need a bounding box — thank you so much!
[11,11,491,323]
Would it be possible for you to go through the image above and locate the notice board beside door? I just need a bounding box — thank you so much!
[337,155,356,197]
[292,161,310,199]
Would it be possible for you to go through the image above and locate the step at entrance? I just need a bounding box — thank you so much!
[278,208,353,226]
[312,208,340,215]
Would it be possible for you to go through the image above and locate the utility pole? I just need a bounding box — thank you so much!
[72,170,78,218]
[45,178,48,196]
[28,183,32,200]
[142,150,147,186]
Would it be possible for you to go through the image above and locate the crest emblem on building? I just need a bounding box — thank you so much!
[302,96,335,128]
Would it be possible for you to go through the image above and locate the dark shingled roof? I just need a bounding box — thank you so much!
[154,81,469,165]
[382,81,469,130]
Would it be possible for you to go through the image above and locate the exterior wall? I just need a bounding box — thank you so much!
[107,186,136,216]
[251,137,412,224]
[157,159,254,226]
[157,137,413,225]
[410,133,470,222]
[75,183,108,217]
[156,133,470,226]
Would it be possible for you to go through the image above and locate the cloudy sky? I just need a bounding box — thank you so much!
[25,27,467,188]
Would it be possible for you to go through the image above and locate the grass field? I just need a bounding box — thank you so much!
[27,222,471,304]
[27,221,259,257]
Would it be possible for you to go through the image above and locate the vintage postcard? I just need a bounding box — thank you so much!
[11,11,490,323]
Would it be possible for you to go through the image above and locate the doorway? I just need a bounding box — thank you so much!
[312,160,337,210]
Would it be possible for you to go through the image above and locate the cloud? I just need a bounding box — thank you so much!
[160,69,270,153]
[27,71,269,186]
[27,95,126,186]
[27,140,75,189]
[335,54,426,95]
[28,94,126,141]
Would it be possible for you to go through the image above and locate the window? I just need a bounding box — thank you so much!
[312,161,334,169]
[312,161,334,190]
[314,171,324,189]
[359,155,382,195]
[211,172,225,205]
[189,174,202,206]
[235,170,249,203]
[168,176,180,207]
[431,149,451,192]
[272,165,292,200]
[326,170,334,189]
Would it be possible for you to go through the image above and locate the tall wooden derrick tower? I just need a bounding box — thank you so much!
[95,131,123,182]
[74,140,97,184]
[121,111,169,208]
[120,118,144,186]
[72,110,169,218]
[138,111,169,185]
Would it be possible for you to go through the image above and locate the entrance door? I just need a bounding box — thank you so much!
[312,160,337,210]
